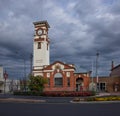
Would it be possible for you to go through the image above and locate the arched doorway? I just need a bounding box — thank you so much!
[76,78,83,91]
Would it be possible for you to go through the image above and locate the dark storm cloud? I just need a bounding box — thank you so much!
[109,0,120,15]
[75,0,98,17]
[72,0,120,75]
[49,0,120,75]
[0,0,120,78]
[0,0,34,78]
[73,1,120,53]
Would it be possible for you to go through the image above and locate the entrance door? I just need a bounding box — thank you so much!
[76,78,83,91]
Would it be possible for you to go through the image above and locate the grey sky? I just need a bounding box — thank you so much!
[0,0,120,79]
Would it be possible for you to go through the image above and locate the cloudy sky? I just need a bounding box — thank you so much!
[0,0,120,79]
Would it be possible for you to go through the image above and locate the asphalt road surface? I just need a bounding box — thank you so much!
[0,102,120,116]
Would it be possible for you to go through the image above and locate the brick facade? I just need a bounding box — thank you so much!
[32,20,120,93]
[90,64,120,92]
[110,65,120,77]
[40,61,90,92]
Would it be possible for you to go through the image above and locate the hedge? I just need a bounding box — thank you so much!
[13,91,96,97]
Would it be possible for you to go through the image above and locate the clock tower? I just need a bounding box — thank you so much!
[33,20,50,76]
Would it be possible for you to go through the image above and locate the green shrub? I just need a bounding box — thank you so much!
[28,75,48,93]
[13,91,42,96]
[86,97,95,101]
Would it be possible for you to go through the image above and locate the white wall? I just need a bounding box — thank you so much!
[0,66,3,79]
[0,66,4,93]
[0,79,20,94]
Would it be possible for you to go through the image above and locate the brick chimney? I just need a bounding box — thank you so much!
[111,60,114,70]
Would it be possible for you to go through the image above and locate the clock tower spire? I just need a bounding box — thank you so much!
[33,20,50,76]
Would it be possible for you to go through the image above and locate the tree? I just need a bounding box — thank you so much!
[28,75,48,92]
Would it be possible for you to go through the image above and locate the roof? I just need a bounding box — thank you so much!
[43,61,75,70]
[74,71,92,75]
[33,20,50,28]
[111,64,120,71]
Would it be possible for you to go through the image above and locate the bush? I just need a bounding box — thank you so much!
[42,91,95,97]
[92,96,120,101]
[28,75,48,92]
[13,91,42,96]
[72,96,120,102]
[86,97,95,101]
[13,91,95,97]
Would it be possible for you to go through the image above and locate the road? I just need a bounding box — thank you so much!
[0,102,120,116]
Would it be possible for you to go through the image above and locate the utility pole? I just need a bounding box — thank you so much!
[91,60,94,91]
[23,58,26,91]
[96,51,99,91]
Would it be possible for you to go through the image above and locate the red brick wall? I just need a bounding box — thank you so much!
[43,70,90,92]
[110,66,120,77]
[91,76,120,92]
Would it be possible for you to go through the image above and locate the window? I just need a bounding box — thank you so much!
[47,73,50,77]
[97,83,106,91]
[67,78,70,86]
[54,73,63,87]
[38,42,41,49]
[48,78,50,86]
[47,43,49,50]
[66,72,70,77]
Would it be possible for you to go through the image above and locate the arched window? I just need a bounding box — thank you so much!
[54,73,63,87]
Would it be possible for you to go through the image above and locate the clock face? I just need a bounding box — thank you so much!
[37,29,43,35]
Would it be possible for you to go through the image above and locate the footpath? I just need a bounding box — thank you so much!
[0,94,46,103]
[0,97,46,103]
